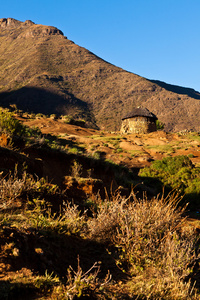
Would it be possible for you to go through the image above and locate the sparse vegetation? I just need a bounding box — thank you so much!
[156,119,165,130]
[139,155,200,205]
[70,160,83,178]
[0,109,26,138]
[0,109,43,148]
[146,144,174,154]
[52,259,111,299]
[0,169,199,299]
[1,18,200,299]
[0,103,200,299]
[89,191,199,299]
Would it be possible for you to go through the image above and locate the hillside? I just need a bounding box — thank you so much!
[0,109,200,298]
[0,18,200,131]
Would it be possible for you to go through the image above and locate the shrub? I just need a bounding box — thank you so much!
[151,155,193,175]
[35,113,44,119]
[50,114,57,120]
[67,147,81,155]
[52,258,111,299]
[70,160,82,178]
[156,119,165,130]
[30,113,36,119]
[139,155,200,203]
[0,169,35,211]
[116,148,123,153]
[88,192,199,299]
[92,151,101,160]
[62,115,86,127]
[0,109,26,137]
[0,109,42,145]
[62,115,74,124]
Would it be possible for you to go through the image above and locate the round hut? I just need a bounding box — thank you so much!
[121,107,157,134]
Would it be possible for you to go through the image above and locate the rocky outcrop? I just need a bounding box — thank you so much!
[0,18,63,37]
[0,18,22,28]
[0,18,34,28]
[20,25,64,38]
[23,20,35,26]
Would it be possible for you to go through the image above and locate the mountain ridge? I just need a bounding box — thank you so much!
[0,18,199,131]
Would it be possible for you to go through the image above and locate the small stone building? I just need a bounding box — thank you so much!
[121,107,157,134]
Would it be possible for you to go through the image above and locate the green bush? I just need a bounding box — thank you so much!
[62,115,86,127]
[156,120,165,130]
[50,114,57,120]
[62,115,74,124]
[0,109,26,137]
[35,113,44,119]
[151,155,193,175]
[139,155,200,203]
[0,109,42,147]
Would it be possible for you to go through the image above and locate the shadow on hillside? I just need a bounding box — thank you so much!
[0,146,43,177]
[23,143,140,190]
[0,86,97,128]
[41,133,87,153]
[150,79,200,100]
[1,140,200,216]
[0,224,128,299]
[139,175,200,216]
[0,139,141,199]
[1,226,126,281]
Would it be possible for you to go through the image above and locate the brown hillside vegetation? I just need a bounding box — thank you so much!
[0,110,200,298]
[0,18,200,132]
[21,116,200,170]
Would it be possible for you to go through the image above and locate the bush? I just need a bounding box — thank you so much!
[156,119,165,130]
[35,113,44,119]
[50,114,57,120]
[62,115,86,127]
[52,258,111,299]
[139,155,200,196]
[151,155,193,175]
[88,192,199,299]
[0,109,43,145]
[0,109,26,137]
[70,160,82,178]
[0,169,58,212]
[62,115,74,124]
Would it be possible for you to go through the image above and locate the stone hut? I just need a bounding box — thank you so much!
[121,107,157,134]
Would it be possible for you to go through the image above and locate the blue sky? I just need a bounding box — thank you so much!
[1,0,200,92]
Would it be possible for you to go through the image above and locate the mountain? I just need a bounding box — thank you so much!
[0,17,200,131]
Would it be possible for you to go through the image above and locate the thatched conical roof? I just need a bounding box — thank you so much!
[122,107,157,120]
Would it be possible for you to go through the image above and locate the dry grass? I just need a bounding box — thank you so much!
[88,191,200,299]
[52,258,112,300]
[0,168,35,211]
[0,168,199,299]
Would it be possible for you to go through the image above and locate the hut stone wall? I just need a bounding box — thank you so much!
[121,116,157,134]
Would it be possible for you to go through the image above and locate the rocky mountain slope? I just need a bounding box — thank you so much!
[0,18,200,131]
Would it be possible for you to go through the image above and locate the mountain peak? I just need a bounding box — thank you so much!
[0,18,63,37]
[0,18,199,132]
[0,18,34,28]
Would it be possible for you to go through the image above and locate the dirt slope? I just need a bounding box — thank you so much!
[22,117,200,170]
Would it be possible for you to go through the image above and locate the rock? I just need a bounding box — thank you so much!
[23,20,35,26]
[19,25,64,38]
[62,176,105,202]
[0,18,22,28]
[0,18,63,37]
